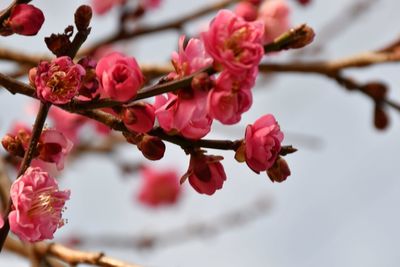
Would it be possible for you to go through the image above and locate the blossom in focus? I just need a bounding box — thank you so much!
[155,90,212,140]
[138,167,181,207]
[258,0,291,44]
[207,69,257,124]
[183,152,226,195]
[96,52,144,102]
[170,36,213,79]
[9,167,70,242]
[1,4,44,36]
[202,10,264,74]
[91,0,125,15]
[33,56,86,104]
[244,114,283,173]
[122,102,155,133]
[38,129,73,171]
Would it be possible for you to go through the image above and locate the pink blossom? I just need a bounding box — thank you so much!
[138,167,181,207]
[208,69,256,124]
[92,0,125,15]
[3,4,44,36]
[38,129,73,171]
[9,167,70,242]
[170,36,213,79]
[244,114,283,173]
[201,10,264,74]
[155,90,212,140]
[0,216,3,229]
[34,57,86,104]
[258,0,291,44]
[122,102,155,133]
[48,107,86,143]
[235,2,258,21]
[96,52,144,102]
[184,153,226,195]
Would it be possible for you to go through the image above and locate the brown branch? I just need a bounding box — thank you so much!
[4,236,142,267]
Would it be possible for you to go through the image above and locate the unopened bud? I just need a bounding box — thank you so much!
[122,103,155,133]
[285,25,315,49]
[373,105,389,130]
[137,135,165,161]
[75,5,92,32]
[234,141,246,163]
[2,134,25,157]
[267,157,291,183]
[5,4,45,36]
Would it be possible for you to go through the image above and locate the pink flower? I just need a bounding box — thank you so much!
[38,129,73,171]
[137,167,181,207]
[170,36,213,79]
[244,114,283,173]
[235,2,258,21]
[155,90,212,140]
[122,102,155,133]
[0,216,3,229]
[34,57,86,104]
[96,52,144,102]
[258,0,291,44]
[208,69,256,124]
[9,167,70,242]
[201,10,264,74]
[92,0,125,15]
[2,4,44,36]
[183,153,226,195]
[48,107,86,143]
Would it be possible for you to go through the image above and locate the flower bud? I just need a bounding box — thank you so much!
[2,134,25,157]
[267,156,291,183]
[7,4,45,36]
[75,5,92,32]
[284,25,315,50]
[137,135,165,161]
[122,103,155,133]
[373,105,389,130]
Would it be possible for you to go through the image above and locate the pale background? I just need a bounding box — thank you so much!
[0,0,400,266]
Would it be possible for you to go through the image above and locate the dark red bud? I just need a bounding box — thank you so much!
[373,105,389,130]
[267,157,291,183]
[137,135,165,161]
[75,5,92,32]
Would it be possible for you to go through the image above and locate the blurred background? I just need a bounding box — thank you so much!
[1,0,400,266]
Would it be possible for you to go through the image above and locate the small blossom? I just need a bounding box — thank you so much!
[183,152,226,195]
[34,57,86,104]
[244,114,283,173]
[155,91,212,140]
[202,10,264,74]
[92,0,125,15]
[122,102,155,133]
[208,69,256,124]
[2,4,44,36]
[96,52,144,102]
[38,129,73,171]
[258,0,291,44]
[9,167,70,242]
[138,167,181,207]
[235,2,258,21]
[170,36,213,79]
[141,0,162,9]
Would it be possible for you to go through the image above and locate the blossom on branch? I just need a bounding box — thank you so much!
[0,4,44,36]
[122,102,155,133]
[201,9,264,74]
[91,0,126,15]
[9,167,70,242]
[96,52,144,102]
[32,57,86,104]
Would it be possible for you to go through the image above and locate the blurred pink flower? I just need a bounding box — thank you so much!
[138,167,181,207]
[258,0,291,44]
[38,129,73,171]
[34,56,85,104]
[96,52,144,102]
[202,10,264,74]
[3,4,44,36]
[141,0,162,9]
[9,167,70,242]
[92,0,125,15]
[244,114,283,173]
[235,2,258,21]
